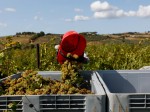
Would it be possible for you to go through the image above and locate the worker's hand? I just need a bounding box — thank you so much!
[54,45,60,51]
[83,52,90,64]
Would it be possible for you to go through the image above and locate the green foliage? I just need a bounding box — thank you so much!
[30,31,45,41]
[16,32,36,35]
[0,37,150,77]
[84,42,150,70]
[39,38,61,71]
[0,49,18,77]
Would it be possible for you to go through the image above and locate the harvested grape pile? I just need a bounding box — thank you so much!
[0,60,92,95]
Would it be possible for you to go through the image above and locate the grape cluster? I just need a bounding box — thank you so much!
[0,63,92,95]
[61,60,84,87]
[0,70,52,95]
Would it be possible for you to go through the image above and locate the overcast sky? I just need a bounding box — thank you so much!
[0,0,150,36]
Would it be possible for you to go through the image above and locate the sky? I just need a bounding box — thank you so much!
[0,0,150,36]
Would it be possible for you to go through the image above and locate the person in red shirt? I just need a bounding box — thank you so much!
[55,30,89,64]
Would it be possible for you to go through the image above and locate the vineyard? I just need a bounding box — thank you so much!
[0,34,150,78]
[0,33,150,112]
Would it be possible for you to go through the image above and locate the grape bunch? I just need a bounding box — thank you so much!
[0,66,92,95]
[61,60,86,87]
[0,70,53,95]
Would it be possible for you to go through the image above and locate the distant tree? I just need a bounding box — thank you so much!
[30,31,45,41]
[20,32,36,35]
[22,32,26,35]
[31,34,39,40]
[39,31,45,36]
[16,32,22,35]
[46,33,52,35]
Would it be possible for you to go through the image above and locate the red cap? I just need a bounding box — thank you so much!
[57,31,86,64]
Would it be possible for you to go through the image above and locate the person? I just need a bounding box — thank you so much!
[55,30,89,64]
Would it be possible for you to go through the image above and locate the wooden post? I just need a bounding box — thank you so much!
[36,44,40,69]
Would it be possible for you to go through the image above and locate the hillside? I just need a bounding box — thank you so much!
[0,33,62,50]
[0,32,150,50]
[0,31,150,77]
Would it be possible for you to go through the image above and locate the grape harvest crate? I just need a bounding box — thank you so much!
[0,71,106,112]
[95,70,150,112]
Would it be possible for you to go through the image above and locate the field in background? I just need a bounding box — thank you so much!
[0,32,150,78]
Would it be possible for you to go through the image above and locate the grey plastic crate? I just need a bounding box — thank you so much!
[139,66,150,70]
[95,70,150,112]
[0,71,106,112]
